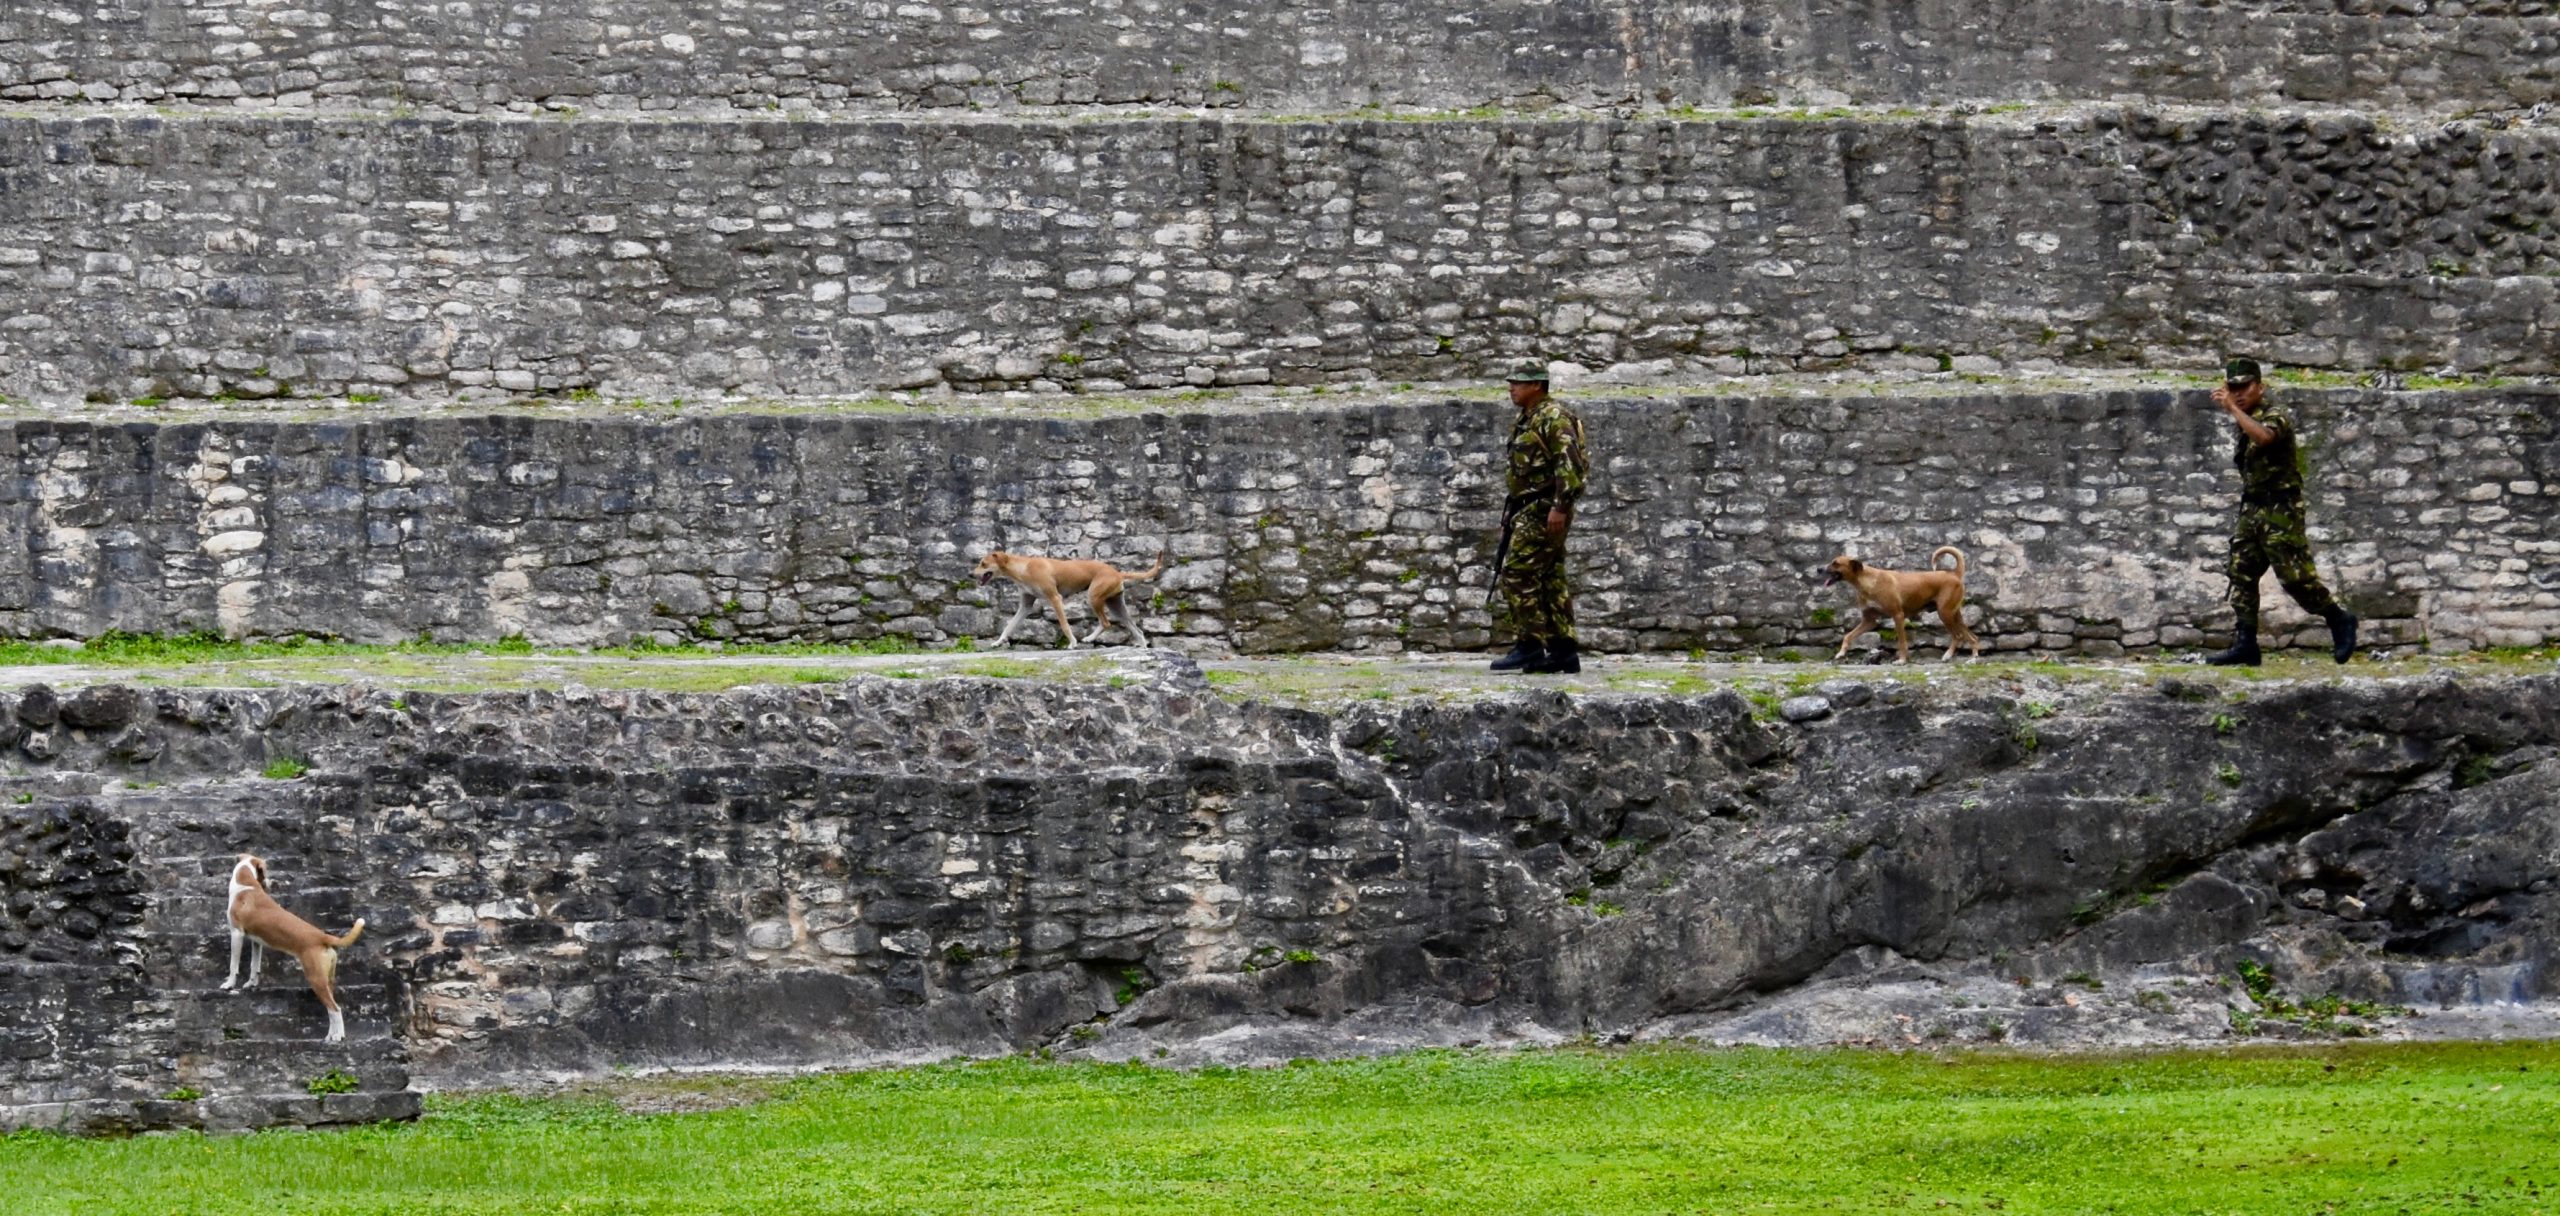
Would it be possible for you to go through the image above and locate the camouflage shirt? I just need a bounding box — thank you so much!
[1507,398,1589,507]
[2233,402,2305,505]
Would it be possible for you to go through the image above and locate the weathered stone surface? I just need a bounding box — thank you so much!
[1,111,2554,403]
[0,387,2548,655]
[1778,695,1833,722]
[0,2,2546,115]
[0,665,2553,1131]
[0,774,416,1136]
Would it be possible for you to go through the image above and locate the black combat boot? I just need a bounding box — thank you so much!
[2324,608,2359,664]
[1527,636,1581,674]
[1490,638,1545,673]
[2205,626,2261,667]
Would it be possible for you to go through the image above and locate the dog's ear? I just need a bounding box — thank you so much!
[1844,558,1865,574]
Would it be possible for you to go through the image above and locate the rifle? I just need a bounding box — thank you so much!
[1484,488,1540,607]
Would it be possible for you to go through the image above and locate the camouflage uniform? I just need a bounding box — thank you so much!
[1495,397,1589,642]
[2225,401,2341,634]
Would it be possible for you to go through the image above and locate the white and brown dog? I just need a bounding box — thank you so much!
[223,853,366,1042]
[973,549,1168,648]
[1822,546,1985,663]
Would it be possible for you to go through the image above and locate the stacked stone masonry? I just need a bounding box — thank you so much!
[0,683,418,1135]
[1,0,2555,1146]
[1,1,2552,116]
[0,110,2554,403]
[0,387,2550,656]
[4,670,2555,1131]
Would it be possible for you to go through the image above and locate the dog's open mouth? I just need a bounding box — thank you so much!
[1820,570,1839,586]
[976,571,994,586]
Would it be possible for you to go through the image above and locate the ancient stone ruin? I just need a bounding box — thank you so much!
[0,2,2554,1134]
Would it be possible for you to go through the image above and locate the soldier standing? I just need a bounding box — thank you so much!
[2206,357,2358,666]
[1489,360,1590,674]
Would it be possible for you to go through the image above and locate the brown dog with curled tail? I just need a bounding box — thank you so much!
[1822,546,1983,663]
[223,853,366,1042]
[972,549,1169,648]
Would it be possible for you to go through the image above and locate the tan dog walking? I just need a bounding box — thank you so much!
[973,549,1168,648]
[223,854,366,1042]
[1823,546,1984,663]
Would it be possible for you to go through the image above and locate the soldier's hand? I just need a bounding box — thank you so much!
[2210,386,2233,410]
[1546,506,1569,538]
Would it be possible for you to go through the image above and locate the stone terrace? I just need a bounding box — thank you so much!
[4,1,2554,115]
[0,4,2548,644]
[4,656,2557,1135]
[0,106,2554,403]
[0,381,2548,656]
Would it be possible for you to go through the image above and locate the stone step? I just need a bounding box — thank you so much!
[198,1089,425,1134]
[153,883,366,908]
[197,1089,425,1134]
[7,104,2549,406]
[161,978,399,1004]
[177,1038,410,1096]
[147,886,373,937]
[165,982,406,1045]
[176,1027,403,1052]
[0,368,2529,414]
[134,957,401,1001]
[2,98,2541,130]
[0,1,2537,118]
[3,1020,421,1136]
[148,849,347,874]
[0,1090,423,1137]
[0,956,418,1137]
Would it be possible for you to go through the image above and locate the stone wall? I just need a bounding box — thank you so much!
[1,1,2549,115]
[0,110,2554,403]
[5,666,2555,1131]
[0,385,2551,655]
[0,683,419,1134]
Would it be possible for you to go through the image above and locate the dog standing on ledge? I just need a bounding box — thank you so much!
[1823,546,1984,663]
[224,853,366,1043]
[974,549,1169,648]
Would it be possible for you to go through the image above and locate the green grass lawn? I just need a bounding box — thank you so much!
[4,1043,2553,1214]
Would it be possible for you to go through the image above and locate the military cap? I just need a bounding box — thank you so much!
[2223,357,2262,386]
[1503,358,1550,384]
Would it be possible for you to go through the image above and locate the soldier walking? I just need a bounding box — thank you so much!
[1489,360,1590,674]
[2206,357,2358,666]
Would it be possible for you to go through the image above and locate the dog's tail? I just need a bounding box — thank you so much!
[327,918,366,951]
[1123,549,1171,582]
[1931,546,1967,576]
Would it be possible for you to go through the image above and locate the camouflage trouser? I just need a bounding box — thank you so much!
[1494,504,1575,642]
[2228,502,2340,634]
